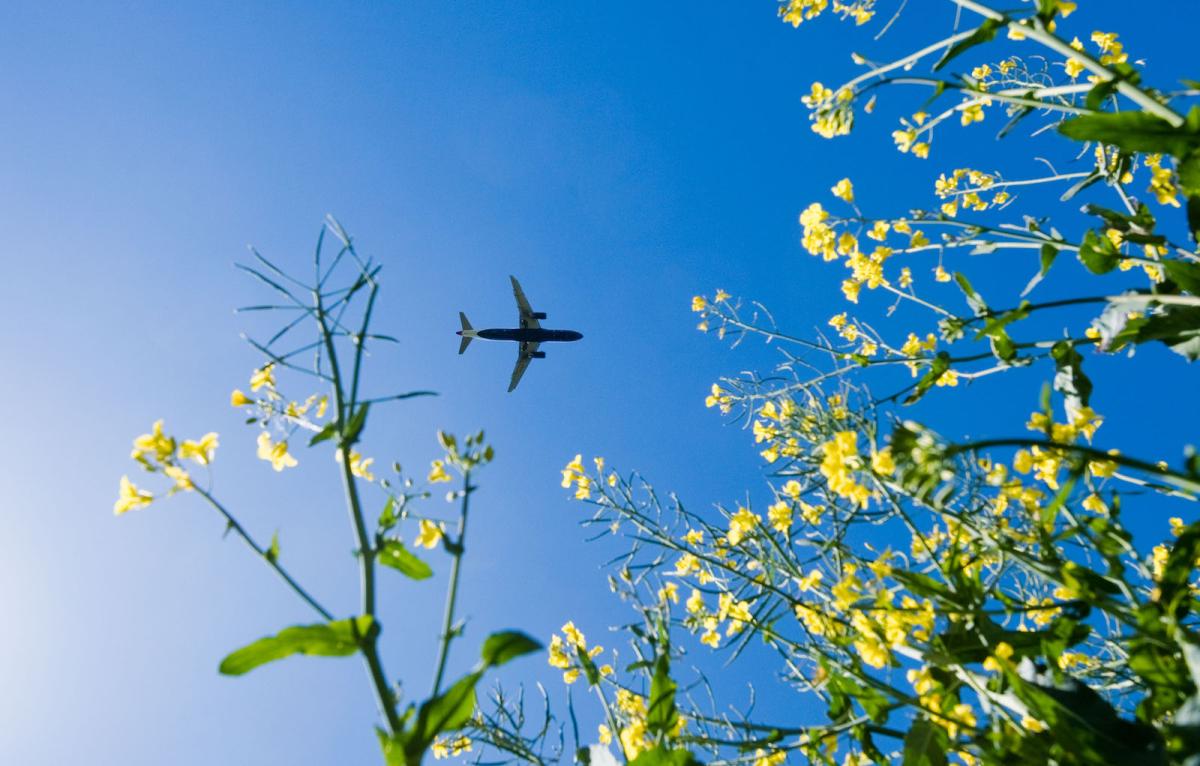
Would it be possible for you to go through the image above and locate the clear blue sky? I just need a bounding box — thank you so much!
[1,2,1196,764]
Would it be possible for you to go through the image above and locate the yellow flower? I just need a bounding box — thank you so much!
[249,364,276,392]
[686,588,705,615]
[179,432,219,465]
[428,459,451,483]
[432,735,472,759]
[727,506,760,545]
[132,419,176,464]
[684,528,705,546]
[831,177,854,203]
[754,749,786,766]
[230,389,252,407]
[163,464,194,492]
[597,725,612,745]
[547,634,571,669]
[934,265,951,283]
[898,266,913,288]
[714,289,731,302]
[909,231,929,248]
[256,432,298,471]
[659,582,680,603]
[960,101,987,126]
[338,450,375,481]
[415,518,444,549]
[767,501,792,533]
[691,295,707,312]
[113,476,154,515]
[871,447,895,476]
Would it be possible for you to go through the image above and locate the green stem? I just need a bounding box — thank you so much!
[432,469,473,697]
[193,486,334,621]
[947,437,1200,496]
[314,285,403,734]
[950,0,1185,125]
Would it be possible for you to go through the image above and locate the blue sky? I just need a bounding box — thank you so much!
[1,2,1197,764]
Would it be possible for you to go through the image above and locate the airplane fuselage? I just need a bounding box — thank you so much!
[468,328,583,343]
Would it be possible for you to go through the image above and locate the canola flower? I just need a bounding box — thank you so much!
[256,431,298,471]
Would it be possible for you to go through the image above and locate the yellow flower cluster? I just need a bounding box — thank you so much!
[561,453,594,499]
[1145,154,1180,207]
[546,621,608,685]
[779,0,875,26]
[800,82,854,138]
[1090,30,1127,66]
[819,431,871,507]
[705,383,733,413]
[431,736,472,759]
[117,420,220,514]
[892,112,931,158]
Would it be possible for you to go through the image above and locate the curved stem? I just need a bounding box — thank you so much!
[432,469,473,697]
[947,437,1200,496]
[193,486,334,621]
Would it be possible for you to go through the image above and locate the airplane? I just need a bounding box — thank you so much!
[457,275,583,392]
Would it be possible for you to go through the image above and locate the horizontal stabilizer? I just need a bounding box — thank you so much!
[458,312,473,355]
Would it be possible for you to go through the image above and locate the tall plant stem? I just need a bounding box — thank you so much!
[314,283,403,734]
[432,469,473,697]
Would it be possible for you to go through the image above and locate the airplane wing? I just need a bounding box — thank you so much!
[508,342,539,392]
[511,275,540,329]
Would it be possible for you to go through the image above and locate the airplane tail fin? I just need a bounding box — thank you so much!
[457,312,473,355]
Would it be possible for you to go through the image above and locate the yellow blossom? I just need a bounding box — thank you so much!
[831,177,854,203]
[113,476,153,515]
[428,459,451,483]
[691,295,706,312]
[659,582,680,604]
[767,500,792,533]
[179,432,219,465]
[728,506,760,545]
[256,432,298,471]
[415,518,444,549]
[230,389,252,407]
[249,364,276,392]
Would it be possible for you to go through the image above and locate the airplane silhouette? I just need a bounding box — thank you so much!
[457,276,583,392]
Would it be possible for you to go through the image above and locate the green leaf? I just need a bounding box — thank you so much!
[1078,229,1120,274]
[308,421,337,446]
[1051,340,1093,409]
[1133,305,1200,361]
[1164,260,1200,295]
[378,539,433,580]
[480,630,542,668]
[342,403,371,446]
[934,18,1002,71]
[1179,149,1200,197]
[266,531,280,564]
[1060,109,1200,158]
[407,671,482,764]
[903,353,950,405]
[902,718,948,766]
[628,746,699,766]
[378,496,399,532]
[647,652,679,737]
[218,616,372,676]
[953,272,988,316]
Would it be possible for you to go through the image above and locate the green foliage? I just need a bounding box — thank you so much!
[219,616,374,676]
[378,539,433,580]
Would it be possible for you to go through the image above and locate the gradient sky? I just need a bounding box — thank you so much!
[2,2,1198,764]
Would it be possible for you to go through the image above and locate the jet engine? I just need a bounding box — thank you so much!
[532,312,547,319]
[531,351,546,359]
